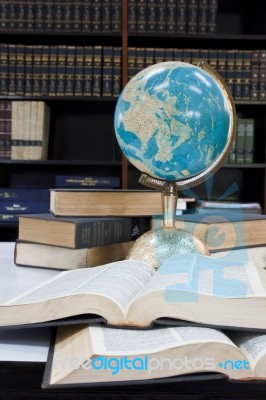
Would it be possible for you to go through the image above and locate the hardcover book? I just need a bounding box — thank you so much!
[43,323,266,387]
[0,253,266,330]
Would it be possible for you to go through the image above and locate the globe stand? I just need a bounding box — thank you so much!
[126,173,210,270]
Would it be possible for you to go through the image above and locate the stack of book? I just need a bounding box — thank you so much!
[15,189,194,269]
[0,100,50,160]
[3,188,266,387]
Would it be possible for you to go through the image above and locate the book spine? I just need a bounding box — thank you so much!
[146,0,156,33]
[83,46,93,96]
[217,49,227,81]
[0,1,8,30]
[35,0,45,31]
[92,46,103,97]
[226,49,235,98]
[32,46,42,96]
[102,0,111,32]
[128,0,137,33]
[157,0,166,33]
[187,0,198,34]
[25,0,35,31]
[154,47,165,64]
[75,46,85,96]
[244,119,255,164]
[135,47,145,74]
[137,0,146,33]
[167,0,177,34]
[198,0,208,34]
[145,47,154,68]
[0,188,49,201]
[17,0,26,30]
[25,45,33,96]
[91,0,101,32]
[127,47,136,81]
[112,47,121,96]
[16,44,25,96]
[56,46,67,96]
[251,50,260,101]
[236,118,245,164]
[259,49,266,101]
[176,0,187,34]
[81,0,92,32]
[242,50,251,101]
[0,44,8,95]
[208,49,217,70]
[102,46,113,97]
[8,44,17,95]
[72,0,82,31]
[76,217,150,248]
[65,46,75,96]
[207,0,218,34]
[40,45,50,96]
[44,0,54,31]
[8,2,17,30]
[62,0,72,31]
[55,175,121,188]
[0,101,6,159]
[54,0,64,31]
[112,0,121,32]
[0,201,49,214]
[234,50,243,101]
[48,46,57,96]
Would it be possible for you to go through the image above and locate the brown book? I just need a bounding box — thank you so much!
[43,323,266,387]
[49,189,192,217]
[15,240,133,270]
[1,251,266,330]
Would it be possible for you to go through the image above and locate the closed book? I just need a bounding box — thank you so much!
[102,0,111,32]
[44,0,54,31]
[7,44,16,95]
[91,0,101,32]
[242,50,251,101]
[112,0,121,32]
[251,49,260,101]
[40,45,49,96]
[15,240,134,270]
[207,0,218,34]
[81,0,92,32]
[128,0,137,33]
[54,0,64,31]
[147,0,156,33]
[0,188,49,202]
[168,211,266,251]
[35,0,45,31]
[62,0,72,31]
[234,50,243,101]
[187,0,198,34]
[83,46,93,96]
[0,44,8,95]
[24,45,33,96]
[244,118,255,164]
[235,118,245,164]
[167,0,177,34]
[25,0,35,30]
[56,46,67,96]
[48,46,57,96]
[127,47,136,81]
[15,44,25,95]
[49,189,164,217]
[17,0,26,30]
[32,45,42,96]
[102,46,113,97]
[72,0,82,31]
[259,49,266,101]
[18,213,151,248]
[198,0,208,34]
[176,0,187,34]
[0,201,49,214]
[137,0,146,33]
[157,0,166,33]
[112,46,121,97]
[65,46,75,96]
[226,49,235,98]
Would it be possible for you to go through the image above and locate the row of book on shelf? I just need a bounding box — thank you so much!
[0,0,218,35]
[1,45,266,101]
[0,100,50,160]
[1,186,266,386]
[0,44,121,97]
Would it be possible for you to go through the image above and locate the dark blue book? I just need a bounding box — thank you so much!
[55,175,120,188]
[0,189,49,202]
[0,201,49,214]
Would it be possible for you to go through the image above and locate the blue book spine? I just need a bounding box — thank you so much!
[0,201,49,214]
[0,189,49,202]
[55,176,120,188]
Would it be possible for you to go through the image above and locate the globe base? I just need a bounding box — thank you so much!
[126,228,210,270]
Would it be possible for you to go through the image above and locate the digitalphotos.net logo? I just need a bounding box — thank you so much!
[56,355,250,376]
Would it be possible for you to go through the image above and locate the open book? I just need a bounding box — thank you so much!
[43,323,266,387]
[1,252,266,330]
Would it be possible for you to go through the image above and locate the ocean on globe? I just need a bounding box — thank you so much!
[114,61,231,181]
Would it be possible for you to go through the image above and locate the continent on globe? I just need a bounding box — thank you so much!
[114,61,231,181]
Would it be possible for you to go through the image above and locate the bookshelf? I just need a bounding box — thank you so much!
[0,0,266,241]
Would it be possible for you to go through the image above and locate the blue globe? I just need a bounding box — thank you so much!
[114,61,231,181]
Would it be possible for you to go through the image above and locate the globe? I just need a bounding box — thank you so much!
[114,61,233,182]
[114,60,236,269]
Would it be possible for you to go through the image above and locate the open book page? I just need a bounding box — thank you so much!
[3,260,155,310]
[89,324,236,356]
[228,331,266,372]
[133,254,266,300]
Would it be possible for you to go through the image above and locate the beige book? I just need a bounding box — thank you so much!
[1,252,266,330]
[43,323,266,387]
